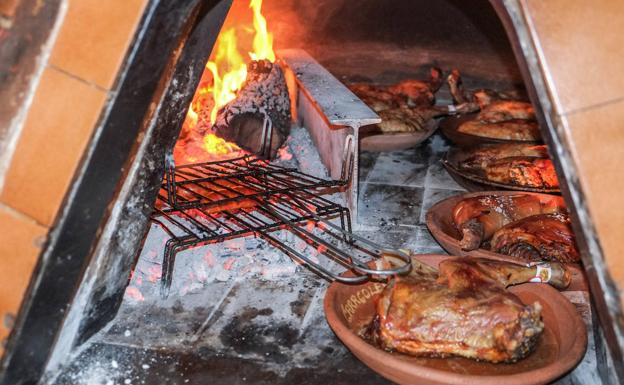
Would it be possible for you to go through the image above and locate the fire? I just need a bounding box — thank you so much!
[205,27,248,124]
[176,0,275,164]
[249,0,275,62]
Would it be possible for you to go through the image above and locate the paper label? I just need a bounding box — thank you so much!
[529,263,552,283]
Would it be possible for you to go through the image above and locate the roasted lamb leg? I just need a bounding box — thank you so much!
[376,257,570,363]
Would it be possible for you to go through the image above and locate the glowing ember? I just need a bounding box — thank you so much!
[125,286,145,301]
[176,0,276,163]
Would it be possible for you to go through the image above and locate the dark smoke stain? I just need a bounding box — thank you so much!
[289,299,307,318]
[219,306,299,363]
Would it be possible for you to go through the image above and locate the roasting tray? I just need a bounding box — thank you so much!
[440,113,542,148]
[442,146,561,194]
[324,254,587,385]
[425,191,586,291]
[359,117,439,152]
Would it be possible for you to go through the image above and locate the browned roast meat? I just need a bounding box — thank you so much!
[349,84,404,112]
[474,91,535,123]
[457,119,541,141]
[376,257,570,363]
[447,70,535,121]
[387,67,443,106]
[486,157,559,189]
[459,144,549,172]
[457,144,559,189]
[452,194,564,250]
[490,213,580,263]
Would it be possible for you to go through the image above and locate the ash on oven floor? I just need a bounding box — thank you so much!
[49,133,600,385]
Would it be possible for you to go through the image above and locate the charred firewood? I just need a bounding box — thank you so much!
[211,60,291,159]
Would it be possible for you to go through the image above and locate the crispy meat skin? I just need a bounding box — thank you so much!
[457,119,540,141]
[476,98,535,123]
[452,194,563,250]
[459,144,548,171]
[491,213,580,263]
[458,144,559,189]
[447,69,536,123]
[349,84,404,112]
[486,157,559,189]
[376,258,549,363]
[349,68,459,133]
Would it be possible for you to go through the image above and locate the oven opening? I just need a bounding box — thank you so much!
[2,1,620,384]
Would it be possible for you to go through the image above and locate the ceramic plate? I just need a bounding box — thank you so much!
[425,191,586,291]
[360,118,439,152]
[440,113,542,148]
[324,254,587,385]
[442,147,561,194]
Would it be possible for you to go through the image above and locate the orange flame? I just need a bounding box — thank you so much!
[249,0,275,62]
[177,0,275,162]
[206,28,248,124]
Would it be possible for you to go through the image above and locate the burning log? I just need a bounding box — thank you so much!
[211,59,291,159]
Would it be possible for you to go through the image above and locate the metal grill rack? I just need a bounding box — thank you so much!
[151,155,411,298]
[163,155,348,211]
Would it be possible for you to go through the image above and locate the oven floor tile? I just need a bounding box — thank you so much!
[50,341,391,385]
[358,183,425,227]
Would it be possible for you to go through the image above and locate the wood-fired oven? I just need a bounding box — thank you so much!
[1,1,623,384]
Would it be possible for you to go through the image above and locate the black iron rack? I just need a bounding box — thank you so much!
[151,155,411,298]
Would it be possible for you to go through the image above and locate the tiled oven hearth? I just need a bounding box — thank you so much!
[50,134,600,385]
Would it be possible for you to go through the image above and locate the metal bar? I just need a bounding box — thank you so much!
[278,48,381,227]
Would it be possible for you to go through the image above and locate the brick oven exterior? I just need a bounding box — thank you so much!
[0,0,148,351]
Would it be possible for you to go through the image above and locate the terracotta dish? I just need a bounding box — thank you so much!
[425,191,586,291]
[324,254,587,385]
[440,113,542,148]
[442,147,561,194]
[360,118,439,151]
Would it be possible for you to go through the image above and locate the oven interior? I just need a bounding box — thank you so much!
[1,1,616,384]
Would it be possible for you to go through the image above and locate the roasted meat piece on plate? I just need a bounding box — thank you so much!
[457,119,540,141]
[446,69,540,141]
[491,213,580,263]
[452,193,563,250]
[349,68,466,134]
[456,143,559,189]
[485,156,559,189]
[375,257,570,363]
[459,143,548,171]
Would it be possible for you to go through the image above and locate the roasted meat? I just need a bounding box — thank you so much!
[349,68,468,133]
[452,194,563,250]
[446,69,539,141]
[457,143,559,189]
[349,84,404,112]
[473,91,535,123]
[376,104,469,133]
[485,157,559,189]
[457,119,540,141]
[447,70,535,123]
[375,257,570,363]
[491,213,580,263]
[459,144,548,171]
[387,67,443,106]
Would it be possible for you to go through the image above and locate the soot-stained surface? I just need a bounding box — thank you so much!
[49,133,600,385]
[51,342,391,385]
